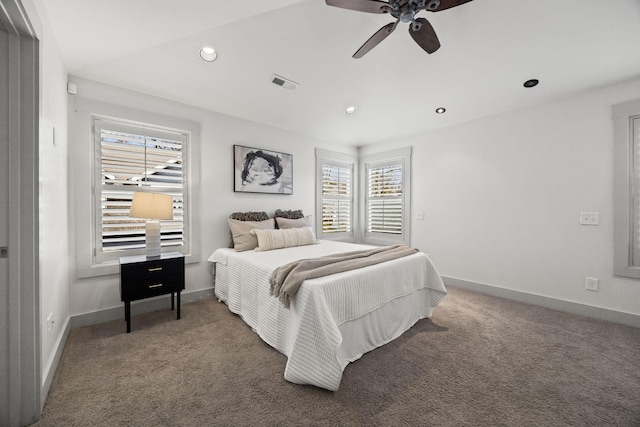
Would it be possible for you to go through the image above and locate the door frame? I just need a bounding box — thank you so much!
[0,1,40,425]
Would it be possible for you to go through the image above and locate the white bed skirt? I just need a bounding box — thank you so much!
[336,287,436,368]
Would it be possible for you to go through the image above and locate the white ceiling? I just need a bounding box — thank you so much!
[42,0,640,146]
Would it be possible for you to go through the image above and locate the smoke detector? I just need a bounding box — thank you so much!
[271,74,299,91]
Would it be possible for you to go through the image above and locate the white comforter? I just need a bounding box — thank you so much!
[208,240,447,391]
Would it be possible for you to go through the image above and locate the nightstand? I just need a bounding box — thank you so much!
[119,252,185,333]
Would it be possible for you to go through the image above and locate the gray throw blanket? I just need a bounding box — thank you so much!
[269,244,419,308]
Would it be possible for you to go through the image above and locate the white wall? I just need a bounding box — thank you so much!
[68,77,640,320]
[27,0,70,404]
[362,78,640,316]
[67,77,355,317]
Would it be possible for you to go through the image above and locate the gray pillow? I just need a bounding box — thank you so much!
[274,209,304,229]
[227,211,269,247]
[228,218,275,252]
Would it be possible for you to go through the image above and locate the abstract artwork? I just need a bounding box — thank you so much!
[233,145,293,194]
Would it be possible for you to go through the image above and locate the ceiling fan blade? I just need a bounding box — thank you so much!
[326,0,391,14]
[353,21,398,58]
[427,0,473,12]
[409,18,440,54]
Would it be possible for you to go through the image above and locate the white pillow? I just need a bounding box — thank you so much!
[275,215,313,229]
[251,227,318,252]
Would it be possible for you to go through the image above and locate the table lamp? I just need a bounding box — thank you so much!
[129,192,174,257]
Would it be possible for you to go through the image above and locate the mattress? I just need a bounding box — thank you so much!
[208,240,447,391]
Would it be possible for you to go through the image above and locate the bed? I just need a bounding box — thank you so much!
[208,238,447,391]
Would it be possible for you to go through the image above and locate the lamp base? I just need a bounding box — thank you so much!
[145,220,161,257]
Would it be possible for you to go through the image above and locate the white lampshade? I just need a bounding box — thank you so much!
[130,192,173,257]
[130,192,174,220]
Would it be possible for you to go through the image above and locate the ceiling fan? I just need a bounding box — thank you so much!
[326,0,473,58]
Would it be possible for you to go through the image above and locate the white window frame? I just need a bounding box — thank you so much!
[613,100,640,279]
[315,149,357,242]
[92,117,188,264]
[72,98,200,278]
[360,147,411,246]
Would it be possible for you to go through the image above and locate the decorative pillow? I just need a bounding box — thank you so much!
[230,211,269,221]
[227,211,269,247]
[251,227,318,252]
[275,215,313,229]
[228,218,275,252]
[274,209,304,222]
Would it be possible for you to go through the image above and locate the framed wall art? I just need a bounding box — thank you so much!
[233,145,293,194]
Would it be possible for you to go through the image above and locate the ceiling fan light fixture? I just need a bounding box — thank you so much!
[435,107,446,114]
[345,106,357,115]
[199,46,217,62]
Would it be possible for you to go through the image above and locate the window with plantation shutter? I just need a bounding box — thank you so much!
[316,149,356,241]
[322,164,352,234]
[631,117,640,267]
[362,147,411,246]
[614,101,640,279]
[367,163,403,234]
[93,117,188,263]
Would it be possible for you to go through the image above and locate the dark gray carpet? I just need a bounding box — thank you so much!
[31,286,640,426]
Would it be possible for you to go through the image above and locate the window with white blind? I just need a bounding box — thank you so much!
[322,164,352,233]
[315,149,356,241]
[362,147,411,246]
[613,100,640,279]
[631,116,640,267]
[367,163,403,234]
[93,117,189,263]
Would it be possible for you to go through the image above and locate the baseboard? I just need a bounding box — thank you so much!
[443,276,640,328]
[70,287,215,329]
[41,316,71,411]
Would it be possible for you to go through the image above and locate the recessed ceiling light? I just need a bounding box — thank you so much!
[199,46,217,62]
[435,107,446,114]
[345,106,357,115]
[523,79,539,88]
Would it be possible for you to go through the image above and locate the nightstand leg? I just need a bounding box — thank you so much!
[171,291,175,310]
[125,301,131,333]
[177,291,181,320]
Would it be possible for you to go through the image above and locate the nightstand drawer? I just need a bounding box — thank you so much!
[120,254,185,302]
[122,275,178,300]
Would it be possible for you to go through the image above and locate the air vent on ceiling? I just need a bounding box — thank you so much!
[271,74,299,91]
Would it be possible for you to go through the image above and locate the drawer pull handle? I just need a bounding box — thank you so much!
[148,283,163,289]
[148,267,163,272]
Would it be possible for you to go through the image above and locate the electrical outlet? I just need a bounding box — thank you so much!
[580,212,600,225]
[416,210,425,220]
[585,277,599,292]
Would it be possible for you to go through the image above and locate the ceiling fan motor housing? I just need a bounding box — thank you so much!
[391,0,441,12]
[391,0,439,24]
[400,9,415,22]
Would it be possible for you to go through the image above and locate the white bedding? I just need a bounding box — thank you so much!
[208,240,447,391]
